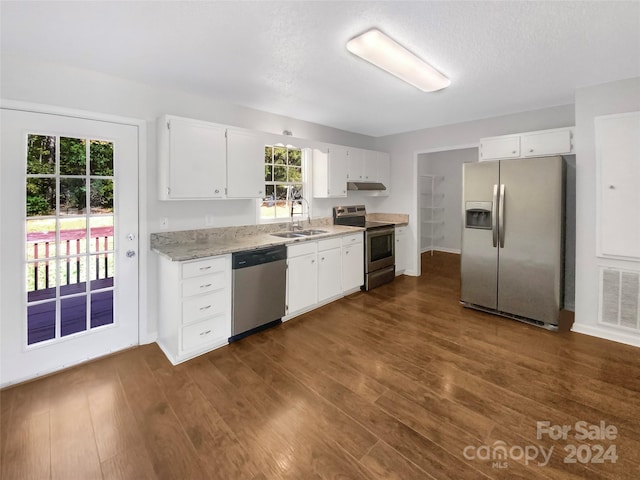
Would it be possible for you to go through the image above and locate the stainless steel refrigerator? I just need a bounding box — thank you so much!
[460,156,565,328]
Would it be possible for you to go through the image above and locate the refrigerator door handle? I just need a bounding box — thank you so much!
[492,184,499,247]
[499,184,506,248]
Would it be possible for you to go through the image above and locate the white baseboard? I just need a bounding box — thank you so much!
[571,323,640,348]
[420,247,461,254]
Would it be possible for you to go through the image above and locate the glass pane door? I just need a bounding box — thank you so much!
[26,135,116,345]
[2,108,139,387]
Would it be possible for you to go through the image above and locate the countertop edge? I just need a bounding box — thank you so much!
[152,226,365,262]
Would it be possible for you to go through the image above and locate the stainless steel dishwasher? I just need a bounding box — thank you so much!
[230,245,287,341]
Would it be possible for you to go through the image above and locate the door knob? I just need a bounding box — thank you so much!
[126,250,136,258]
[127,233,136,241]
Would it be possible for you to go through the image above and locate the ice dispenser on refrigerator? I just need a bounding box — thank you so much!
[465,202,492,229]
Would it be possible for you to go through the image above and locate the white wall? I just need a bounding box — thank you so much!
[374,104,575,276]
[418,148,478,254]
[1,55,379,343]
[574,77,640,346]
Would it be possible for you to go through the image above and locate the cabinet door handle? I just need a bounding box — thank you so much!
[200,283,212,288]
[321,257,325,261]
[199,329,212,336]
[199,305,212,311]
[214,189,220,194]
[512,150,517,154]
[311,259,315,263]
[529,148,534,152]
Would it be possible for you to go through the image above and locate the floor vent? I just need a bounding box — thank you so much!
[600,268,640,330]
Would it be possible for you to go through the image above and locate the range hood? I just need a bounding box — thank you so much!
[347,181,387,191]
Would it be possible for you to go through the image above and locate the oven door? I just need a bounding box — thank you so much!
[366,227,395,273]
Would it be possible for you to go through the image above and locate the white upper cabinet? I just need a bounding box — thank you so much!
[480,127,574,162]
[346,148,365,181]
[367,150,391,192]
[346,148,391,193]
[312,147,348,198]
[226,129,265,198]
[522,129,573,157]
[159,115,227,199]
[158,115,266,201]
[479,135,520,161]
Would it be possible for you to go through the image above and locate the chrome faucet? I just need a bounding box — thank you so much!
[290,196,311,231]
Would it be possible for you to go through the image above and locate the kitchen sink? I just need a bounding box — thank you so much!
[297,229,328,236]
[270,229,328,239]
[271,232,306,238]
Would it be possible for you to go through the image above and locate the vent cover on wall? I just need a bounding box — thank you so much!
[600,268,640,330]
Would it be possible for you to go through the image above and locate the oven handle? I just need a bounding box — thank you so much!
[365,227,396,239]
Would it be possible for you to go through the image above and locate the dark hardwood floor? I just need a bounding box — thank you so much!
[2,252,639,479]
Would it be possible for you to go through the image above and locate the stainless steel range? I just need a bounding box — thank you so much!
[333,205,395,291]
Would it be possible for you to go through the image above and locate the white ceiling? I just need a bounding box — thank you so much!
[2,1,639,137]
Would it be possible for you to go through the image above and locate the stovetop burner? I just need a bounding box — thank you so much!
[333,205,394,230]
[364,220,395,231]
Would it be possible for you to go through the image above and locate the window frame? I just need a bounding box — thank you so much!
[259,144,309,223]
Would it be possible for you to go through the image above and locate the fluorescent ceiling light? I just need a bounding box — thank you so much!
[346,28,450,92]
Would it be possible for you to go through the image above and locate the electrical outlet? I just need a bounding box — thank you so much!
[160,217,169,229]
[205,215,215,227]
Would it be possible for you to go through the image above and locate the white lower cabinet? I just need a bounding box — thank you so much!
[318,238,343,302]
[342,233,364,293]
[157,255,231,364]
[395,226,409,275]
[286,242,318,316]
[285,233,363,319]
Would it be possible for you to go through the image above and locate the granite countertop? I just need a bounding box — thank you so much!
[366,213,409,227]
[151,213,410,262]
[151,222,363,262]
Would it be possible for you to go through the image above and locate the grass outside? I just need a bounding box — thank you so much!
[260,202,302,220]
[27,215,113,233]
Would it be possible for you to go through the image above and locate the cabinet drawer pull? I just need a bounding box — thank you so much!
[199,266,212,271]
[199,329,212,336]
[200,283,213,288]
[199,305,212,311]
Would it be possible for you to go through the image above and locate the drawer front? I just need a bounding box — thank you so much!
[182,256,228,279]
[318,237,342,251]
[182,289,227,324]
[181,314,229,351]
[341,233,363,246]
[287,241,317,258]
[182,270,226,297]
